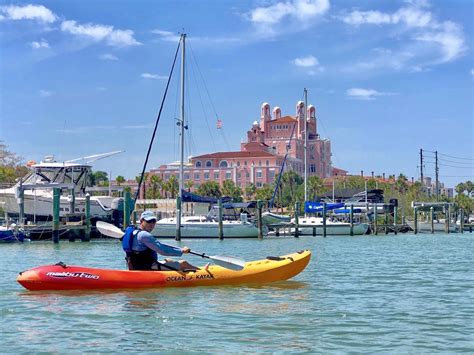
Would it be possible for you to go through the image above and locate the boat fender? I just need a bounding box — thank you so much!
[55,261,68,268]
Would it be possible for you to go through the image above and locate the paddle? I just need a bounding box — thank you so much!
[95,221,246,271]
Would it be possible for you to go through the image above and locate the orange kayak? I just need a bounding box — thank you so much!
[17,250,311,291]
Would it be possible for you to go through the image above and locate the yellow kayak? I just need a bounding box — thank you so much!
[17,250,311,291]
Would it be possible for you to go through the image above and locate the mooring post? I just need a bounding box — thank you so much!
[414,207,418,234]
[84,193,91,241]
[446,204,451,234]
[459,209,464,234]
[294,201,300,238]
[384,211,389,234]
[430,206,435,234]
[17,181,25,227]
[123,191,131,228]
[175,195,182,241]
[350,204,354,236]
[218,198,224,240]
[373,204,378,235]
[69,188,75,217]
[52,188,60,243]
[393,206,398,235]
[257,200,263,239]
[322,202,327,238]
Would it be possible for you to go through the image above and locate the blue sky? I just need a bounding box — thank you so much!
[1,0,472,188]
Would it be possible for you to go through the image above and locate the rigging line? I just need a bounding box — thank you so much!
[134,37,181,204]
[441,175,474,177]
[437,152,474,161]
[188,43,219,120]
[172,59,181,163]
[188,46,216,151]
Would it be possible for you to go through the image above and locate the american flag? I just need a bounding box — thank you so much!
[216,119,222,129]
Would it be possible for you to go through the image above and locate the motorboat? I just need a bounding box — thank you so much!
[153,215,259,238]
[291,216,369,236]
[0,152,123,222]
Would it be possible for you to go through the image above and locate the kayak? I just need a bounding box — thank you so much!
[17,250,311,291]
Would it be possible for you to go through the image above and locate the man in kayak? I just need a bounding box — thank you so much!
[123,211,198,271]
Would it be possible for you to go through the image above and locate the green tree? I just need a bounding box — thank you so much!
[465,181,473,196]
[116,175,125,186]
[255,184,273,201]
[197,181,221,198]
[149,175,163,199]
[185,181,194,192]
[455,182,466,195]
[244,183,256,200]
[88,171,108,186]
[164,175,179,198]
[455,193,473,216]
[279,171,303,207]
[222,180,243,202]
[307,175,326,201]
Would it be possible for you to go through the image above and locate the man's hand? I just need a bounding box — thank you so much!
[181,246,190,254]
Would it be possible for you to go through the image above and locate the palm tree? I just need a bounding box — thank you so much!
[197,181,221,198]
[245,183,256,200]
[185,181,194,192]
[116,175,125,186]
[455,182,466,195]
[166,175,179,198]
[307,176,325,201]
[149,175,163,199]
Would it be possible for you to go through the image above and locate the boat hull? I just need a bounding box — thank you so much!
[153,221,259,238]
[294,223,369,235]
[17,250,311,291]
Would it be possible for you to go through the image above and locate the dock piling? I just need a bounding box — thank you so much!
[393,206,398,235]
[257,200,263,239]
[414,207,418,234]
[218,198,224,240]
[322,202,327,238]
[123,191,131,228]
[52,188,60,243]
[84,193,91,241]
[350,204,354,236]
[294,202,300,238]
[175,195,182,241]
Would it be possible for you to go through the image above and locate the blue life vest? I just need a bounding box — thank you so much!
[122,225,138,254]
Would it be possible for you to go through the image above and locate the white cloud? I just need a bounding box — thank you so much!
[99,54,118,61]
[39,90,53,98]
[141,73,168,80]
[151,30,181,42]
[292,55,325,73]
[247,0,330,36]
[0,4,56,23]
[61,20,141,47]
[346,88,392,100]
[340,1,466,68]
[31,39,49,49]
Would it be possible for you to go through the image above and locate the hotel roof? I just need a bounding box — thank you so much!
[193,151,276,159]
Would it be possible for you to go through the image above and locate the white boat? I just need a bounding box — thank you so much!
[153,215,259,238]
[153,34,258,239]
[0,153,123,222]
[291,216,370,236]
[261,211,291,225]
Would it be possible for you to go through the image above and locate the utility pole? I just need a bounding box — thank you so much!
[303,88,308,203]
[419,149,424,185]
[435,150,439,202]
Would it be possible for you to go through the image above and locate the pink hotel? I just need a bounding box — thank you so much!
[151,101,341,191]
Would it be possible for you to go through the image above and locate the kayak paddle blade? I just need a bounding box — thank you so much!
[209,255,246,271]
[96,221,124,239]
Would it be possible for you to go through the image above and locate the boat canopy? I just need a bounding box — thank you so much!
[304,202,345,213]
[181,190,231,204]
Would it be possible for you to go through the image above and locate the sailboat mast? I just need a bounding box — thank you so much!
[304,88,308,202]
[179,33,186,201]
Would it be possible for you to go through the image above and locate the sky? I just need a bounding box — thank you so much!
[0,0,473,188]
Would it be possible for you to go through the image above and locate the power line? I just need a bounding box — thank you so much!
[437,152,474,161]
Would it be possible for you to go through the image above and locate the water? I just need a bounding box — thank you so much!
[1,234,473,353]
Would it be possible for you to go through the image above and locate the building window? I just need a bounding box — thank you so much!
[310,164,316,173]
[269,171,275,179]
[266,160,269,166]
[195,161,202,168]
[237,172,241,179]
[214,172,219,179]
[256,182,263,187]
[205,160,212,168]
[237,161,240,167]
[256,170,263,179]
[246,172,250,178]
[164,174,170,181]
[204,172,210,180]
[219,160,228,168]
[225,171,232,180]
[244,161,247,166]
[194,173,200,180]
[184,173,190,180]
[258,161,262,166]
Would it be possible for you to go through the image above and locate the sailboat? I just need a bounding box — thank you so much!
[290,89,369,236]
[0,151,124,222]
[151,34,259,238]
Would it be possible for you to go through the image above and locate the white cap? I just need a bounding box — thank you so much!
[140,211,157,221]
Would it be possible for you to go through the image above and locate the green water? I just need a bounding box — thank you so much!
[1,234,473,353]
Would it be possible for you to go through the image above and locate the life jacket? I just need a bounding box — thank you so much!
[122,226,158,270]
